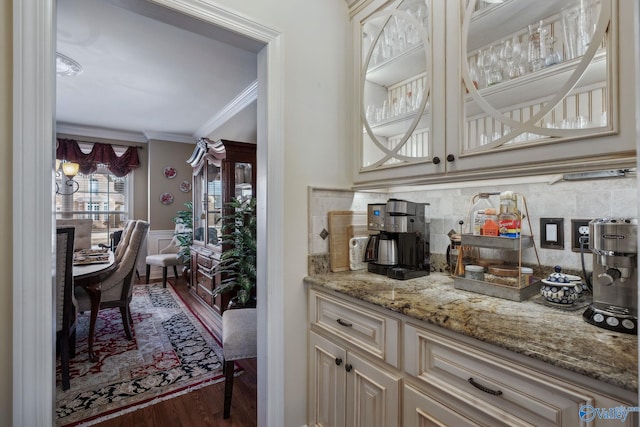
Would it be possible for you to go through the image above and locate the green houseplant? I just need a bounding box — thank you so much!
[215,197,256,307]
[172,201,193,264]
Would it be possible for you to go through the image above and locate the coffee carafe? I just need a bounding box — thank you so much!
[365,203,398,275]
[583,218,637,334]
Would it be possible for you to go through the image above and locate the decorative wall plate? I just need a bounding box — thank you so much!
[163,166,177,179]
[160,192,174,205]
[179,180,192,193]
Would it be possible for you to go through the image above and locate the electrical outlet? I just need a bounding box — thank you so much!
[571,219,592,252]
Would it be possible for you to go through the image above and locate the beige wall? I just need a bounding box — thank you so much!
[0,1,11,424]
[147,139,196,230]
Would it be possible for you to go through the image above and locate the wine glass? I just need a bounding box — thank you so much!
[487,46,502,86]
[477,48,493,88]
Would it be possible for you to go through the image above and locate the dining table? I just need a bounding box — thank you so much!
[72,250,117,362]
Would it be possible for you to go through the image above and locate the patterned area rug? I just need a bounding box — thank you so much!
[56,283,230,426]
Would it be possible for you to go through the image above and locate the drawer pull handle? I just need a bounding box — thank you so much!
[345,364,353,372]
[468,378,502,396]
[335,358,342,366]
[336,318,353,327]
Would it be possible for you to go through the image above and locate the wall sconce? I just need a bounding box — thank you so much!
[55,160,80,195]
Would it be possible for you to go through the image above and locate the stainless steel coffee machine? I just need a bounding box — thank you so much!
[365,199,430,280]
[583,218,637,334]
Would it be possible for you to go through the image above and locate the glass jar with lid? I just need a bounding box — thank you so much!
[498,191,520,238]
[469,193,494,235]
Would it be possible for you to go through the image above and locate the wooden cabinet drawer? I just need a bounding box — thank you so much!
[309,289,399,367]
[196,270,214,290]
[195,283,214,307]
[405,324,596,427]
[196,252,218,271]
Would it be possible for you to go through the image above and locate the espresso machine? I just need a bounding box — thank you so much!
[583,218,637,334]
[365,199,430,280]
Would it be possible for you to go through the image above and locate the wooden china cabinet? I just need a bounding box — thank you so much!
[187,138,256,336]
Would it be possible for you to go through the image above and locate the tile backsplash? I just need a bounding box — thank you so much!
[308,173,637,274]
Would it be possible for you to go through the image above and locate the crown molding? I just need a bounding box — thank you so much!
[143,131,197,144]
[194,80,257,138]
[56,123,149,143]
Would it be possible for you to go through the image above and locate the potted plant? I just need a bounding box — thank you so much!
[172,202,193,278]
[215,197,256,308]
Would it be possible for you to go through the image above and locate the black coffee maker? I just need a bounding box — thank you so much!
[365,199,430,280]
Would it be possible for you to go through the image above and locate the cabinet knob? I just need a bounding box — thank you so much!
[432,156,441,165]
[335,357,343,366]
[345,364,353,372]
[446,154,455,162]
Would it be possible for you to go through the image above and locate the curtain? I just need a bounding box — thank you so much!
[56,138,141,177]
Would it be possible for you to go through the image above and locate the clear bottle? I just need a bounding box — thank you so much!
[498,191,520,238]
[527,20,547,72]
[470,193,494,235]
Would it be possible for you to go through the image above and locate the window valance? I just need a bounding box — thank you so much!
[56,138,141,177]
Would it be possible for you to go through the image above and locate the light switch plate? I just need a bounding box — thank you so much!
[540,218,564,250]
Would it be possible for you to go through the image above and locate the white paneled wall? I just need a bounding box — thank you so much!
[145,229,177,280]
[309,173,637,271]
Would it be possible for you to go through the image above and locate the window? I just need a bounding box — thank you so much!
[55,164,131,246]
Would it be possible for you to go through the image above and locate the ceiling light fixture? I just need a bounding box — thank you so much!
[56,53,83,77]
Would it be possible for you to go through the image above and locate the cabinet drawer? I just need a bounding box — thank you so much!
[195,283,214,307]
[195,252,218,270]
[309,289,399,367]
[196,270,214,290]
[405,324,594,426]
[403,383,505,427]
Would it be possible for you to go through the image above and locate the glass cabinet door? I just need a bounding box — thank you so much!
[360,0,433,170]
[192,167,206,244]
[206,162,222,246]
[460,0,615,155]
[234,162,253,202]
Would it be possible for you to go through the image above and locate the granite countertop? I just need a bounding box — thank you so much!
[304,271,638,393]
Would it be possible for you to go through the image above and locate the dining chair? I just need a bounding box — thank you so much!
[76,220,150,340]
[56,218,93,251]
[221,307,257,419]
[56,226,77,390]
[145,222,186,288]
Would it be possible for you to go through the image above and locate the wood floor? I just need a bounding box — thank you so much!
[94,277,257,427]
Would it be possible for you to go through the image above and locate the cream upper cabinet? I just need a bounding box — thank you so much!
[351,0,635,187]
[351,0,447,185]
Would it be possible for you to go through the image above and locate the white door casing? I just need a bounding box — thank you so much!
[12,1,285,426]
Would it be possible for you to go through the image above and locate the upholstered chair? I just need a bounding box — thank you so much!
[76,220,149,340]
[56,218,93,250]
[221,308,257,419]
[145,223,186,288]
[56,227,77,390]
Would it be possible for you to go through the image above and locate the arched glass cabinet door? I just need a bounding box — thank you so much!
[461,0,616,155]
[361,0,433,170]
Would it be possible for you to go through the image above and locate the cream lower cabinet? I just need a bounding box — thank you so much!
[308,289,402,427]
[309,331,402,427]
[308,286,637,427]
[405,323,637,427]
